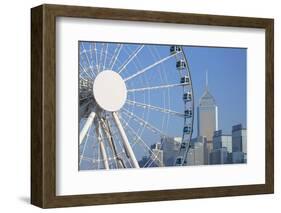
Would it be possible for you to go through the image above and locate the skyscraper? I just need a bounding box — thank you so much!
[197,71,218,141]
[211,130,232,164]
[197,71,218,164]
[186,140,205,166]
[213,130,232,153]
[161,137,181,166]
[232,124,247,163]
[209,147,228,165]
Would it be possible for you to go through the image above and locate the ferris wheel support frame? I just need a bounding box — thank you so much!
[95,121,110,170]
[100,117,124,169]
[112,112,140,168]
[79,111,96,144]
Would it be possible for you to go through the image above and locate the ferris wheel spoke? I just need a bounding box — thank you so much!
[103,43,109,70]
[108,44,119,69]
[142,147,161,168]
[120,117,163,167]
[89,43,94,70]
[118,45,144,74]
[79,100,91,115]
[110,44,123,70]
[145,150,163,167]
[126,100,184,117]
[80,94,93,101]
[121,108,168,137]
[80,156,94,162]
[98,43,105,72]
[120,115,163,168]
[79,63,94,80]
[79,75,87,81]
[81,43,96,77]
[93,43,100,72]
[124,52,179,82]
[127,82,189,93]
[112,112,140,168]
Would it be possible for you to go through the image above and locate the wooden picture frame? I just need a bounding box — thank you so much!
[31,4,274,208]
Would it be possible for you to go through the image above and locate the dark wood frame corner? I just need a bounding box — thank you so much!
[31,4,274,208]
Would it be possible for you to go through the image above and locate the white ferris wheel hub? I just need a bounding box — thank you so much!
[93,70,127,112]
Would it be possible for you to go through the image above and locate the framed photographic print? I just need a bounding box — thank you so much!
[31,4,274,208]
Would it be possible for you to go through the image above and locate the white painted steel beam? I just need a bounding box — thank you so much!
[79,112,96,144]
[127,83,188,92]
[124,53,179,82]
[95,121,110,170]
[112,112,140,168]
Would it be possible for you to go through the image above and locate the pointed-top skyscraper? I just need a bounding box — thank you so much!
[197,71,218,142]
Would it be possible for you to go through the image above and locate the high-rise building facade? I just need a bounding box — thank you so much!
[213,130,232,153]
[197,73,218,142]
[232,124,247,163]
[186,136,206,166]
[209,147,228,164]
[211,130,232,164]
[196,72,218,164]
[161,137,181,166]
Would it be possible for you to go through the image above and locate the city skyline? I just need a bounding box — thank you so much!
[144,81,247,166]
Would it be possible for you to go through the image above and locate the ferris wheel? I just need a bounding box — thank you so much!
[79,41,194,170]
